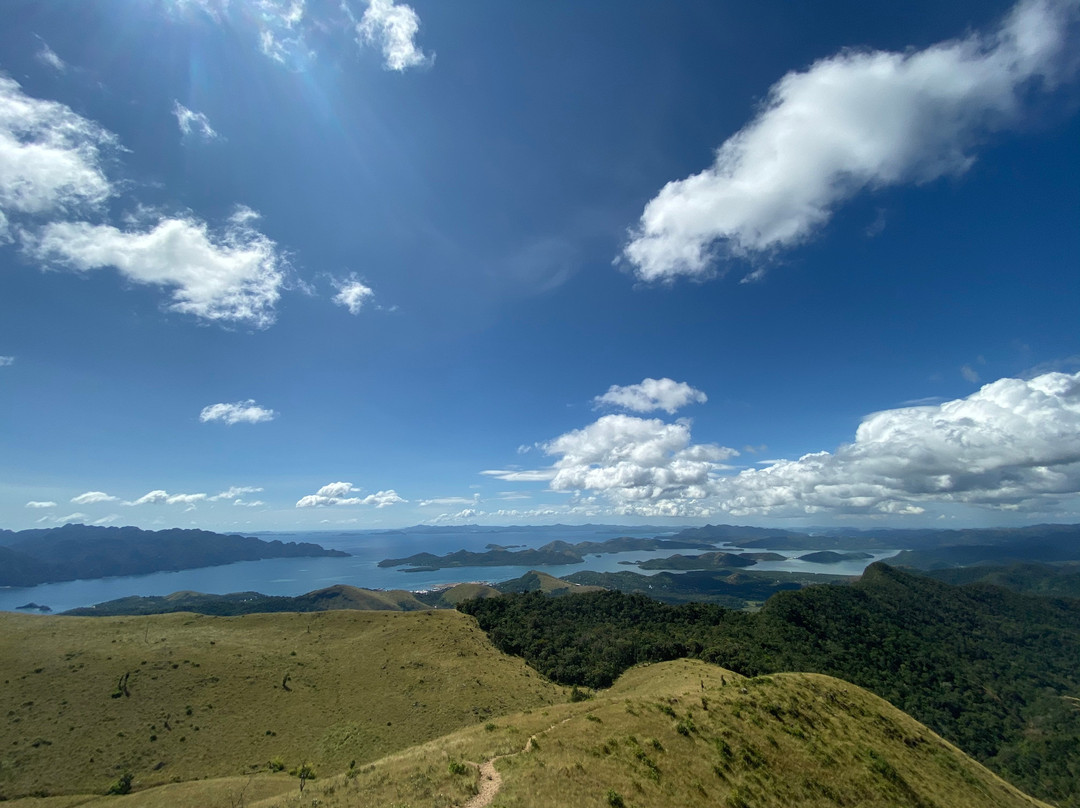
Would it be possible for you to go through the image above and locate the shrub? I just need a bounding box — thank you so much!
[269,756,285,772]
[106,773,133,795]
[447,761,470,776]
[606,788,626,807]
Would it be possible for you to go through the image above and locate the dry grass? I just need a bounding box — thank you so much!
[1,613,1053,808]
[251,661,1050,808]
[0,609,563,801]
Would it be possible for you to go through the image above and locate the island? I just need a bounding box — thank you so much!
[0,524,348,587]
[797,551,875,564]
[634,551,759,570]
[378,536,718,570]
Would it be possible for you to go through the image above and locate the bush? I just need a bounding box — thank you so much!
[269,756,285,772]
[106,773,133,795]
[606,788,626,807]
[448,760,470,776]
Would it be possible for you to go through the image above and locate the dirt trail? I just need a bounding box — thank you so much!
[459,717,572,808]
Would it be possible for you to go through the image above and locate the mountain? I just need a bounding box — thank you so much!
[0,614,1052,807]
[0,524,348,587]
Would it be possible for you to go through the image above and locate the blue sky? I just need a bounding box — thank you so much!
[1,0,1078,532]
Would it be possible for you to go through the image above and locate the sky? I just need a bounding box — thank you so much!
[1,0,1079,533]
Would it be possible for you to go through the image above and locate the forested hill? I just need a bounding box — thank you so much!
[0,524,347,587]
[459,562,1080,807]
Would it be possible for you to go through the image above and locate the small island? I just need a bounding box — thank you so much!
[379,536,718,570]
[798,551,875,564]
[634,551,758,571]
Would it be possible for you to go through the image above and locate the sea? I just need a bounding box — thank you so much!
[0,525,899,614]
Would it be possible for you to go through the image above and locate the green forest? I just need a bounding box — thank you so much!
[459,562,1080,807]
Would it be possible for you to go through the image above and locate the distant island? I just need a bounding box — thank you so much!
[0,524,348,587]
[634,551,760,570]
[378,536,718,570]
[797,551,875,564]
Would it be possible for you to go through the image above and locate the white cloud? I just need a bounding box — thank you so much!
[54,512,87,523]
[199,400,277,425]
[166,493,207,505]
[356,0,432,71]
[961,364,981,383]
[124,490,208,506]
[0,355,13,366]
[418,495,481,507]
[172,101,219,140]
[210,485,264,501]
[128,490,169,506]
[621,0,1080,282]
[542,414,737,513]
[516,371,1080,518]
[295,481,406,508]
[25,500,56,508]
[0,75,115,219]
[91,514,120,525]
[480,468,558,482]
[35,41,67,73]
[25,208,286,327]
[713,371,1080,516]
[70,491,118,505]
[594,378,707,414]
[333,277,374,314]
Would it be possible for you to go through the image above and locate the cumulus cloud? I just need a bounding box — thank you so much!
[516,371,1080,518]
[594,378,707,414]
[621,0,1080,282]
[356,0,432,71]
[333,277,374,314]
[199,400,277,425]
[25,208,287,327]
[35,41,67,73]
[713,371,1080,516]
[25,500,56,508]
[0,75,115,220]
[296,481,406,508]
[172,101,219,140]
[70,491,118,505]
[542,414,737,513]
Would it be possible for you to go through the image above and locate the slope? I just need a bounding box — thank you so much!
[0,609,564,800]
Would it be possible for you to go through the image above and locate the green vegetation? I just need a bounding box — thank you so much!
[0,609,563,800]
[459,563,1080,806]
[561,568,834,607]
[0,524,347,587]
[917,562,1080,598]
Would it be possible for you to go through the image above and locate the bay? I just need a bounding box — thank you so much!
[0,526,898,614]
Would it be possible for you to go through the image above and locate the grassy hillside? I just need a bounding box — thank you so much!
[50,659,1046,808]
[0,610,564,800]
